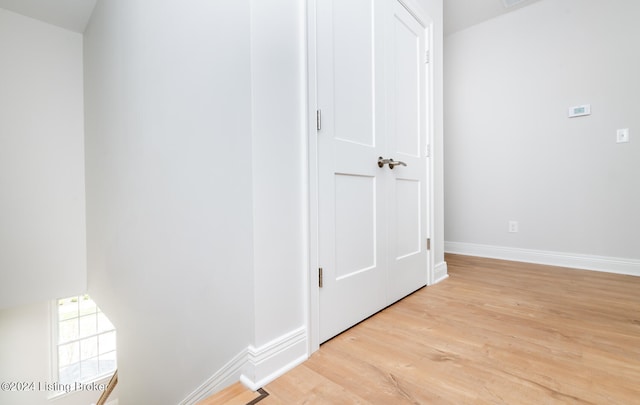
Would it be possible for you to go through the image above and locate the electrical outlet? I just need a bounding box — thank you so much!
[508,221,519,233]
[617,128,630,143]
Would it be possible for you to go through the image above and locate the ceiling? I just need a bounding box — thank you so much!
[0,0,96,33]
[0,0,541,35]
[444,0,543,36]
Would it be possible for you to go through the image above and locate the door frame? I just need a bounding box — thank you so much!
[306,0,435,353]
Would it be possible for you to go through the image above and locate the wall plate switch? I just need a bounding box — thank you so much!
[617,128,630,143]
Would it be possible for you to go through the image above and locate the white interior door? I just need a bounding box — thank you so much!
[317,0,429,343]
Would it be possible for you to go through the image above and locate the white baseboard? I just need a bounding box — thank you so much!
[445,241,640,277]
[180,326,308,404]
[433,261,449,284]
[178,349,247,405]
[240,326,308,391]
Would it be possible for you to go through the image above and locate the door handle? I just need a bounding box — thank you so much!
[378,157,407,169]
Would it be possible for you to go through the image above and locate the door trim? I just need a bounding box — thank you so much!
[306,0,435,353]
[306,0,320,353]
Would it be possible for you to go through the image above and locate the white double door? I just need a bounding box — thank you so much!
[317,0,430,342]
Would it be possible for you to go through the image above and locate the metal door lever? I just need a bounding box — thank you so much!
[378,157,407,169]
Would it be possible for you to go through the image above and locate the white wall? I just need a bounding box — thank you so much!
[83,1,255,403]
[250,0,306,350]
[247,0,308,383]
[445,0,640,267]
[0,9,86,309]
[0,9,106,405]
[0,302,51,405]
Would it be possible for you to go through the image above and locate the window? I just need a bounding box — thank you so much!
[55,295,117,384]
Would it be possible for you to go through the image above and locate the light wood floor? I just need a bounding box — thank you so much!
[212,254,640,404]
[197,382,264,405]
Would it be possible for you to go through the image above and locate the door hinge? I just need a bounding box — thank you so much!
[426,144,431,157]
[318,267,324,288]
[316,109,322,131]
[426,238,431,251]
[425,50,430,64]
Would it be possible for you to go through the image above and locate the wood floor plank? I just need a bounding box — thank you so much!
[263,362,368,404]
[264,254,640,404]
[197,382,261,405]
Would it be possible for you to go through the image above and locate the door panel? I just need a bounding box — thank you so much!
[392,12,422,157]
[334,174,376,279]
[332,0,375,147]
[394,178,421,259]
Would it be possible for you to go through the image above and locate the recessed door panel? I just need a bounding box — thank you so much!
[392,13,421,157]
[335,174,376,279]
[333,0,375,147]
[394,178,421,259]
